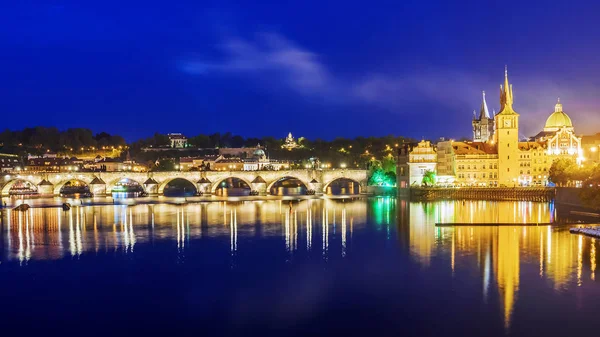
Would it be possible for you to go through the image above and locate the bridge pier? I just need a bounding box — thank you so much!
[251,179,267,195]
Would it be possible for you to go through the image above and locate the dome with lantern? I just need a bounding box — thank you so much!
[544,98,574,132]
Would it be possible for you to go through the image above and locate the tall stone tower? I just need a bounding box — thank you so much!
[494,67,520,186]
[472,91,495,142]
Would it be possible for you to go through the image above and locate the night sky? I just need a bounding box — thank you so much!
[2,0,600,142]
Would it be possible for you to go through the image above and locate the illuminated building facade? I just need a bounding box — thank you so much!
[0,153,21,172]
[403,68,583,187]
[407,140,437,185]
[168,133,188,148]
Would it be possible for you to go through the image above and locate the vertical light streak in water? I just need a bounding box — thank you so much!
[24,211,30,259]
[483,246,490,303]
[539,230,544,277]
[546,226,552,266]
[323,208,329,260]
[451,229,455,273]
[176,208,181,251]
[591,239,596,281]
[151,209,155,229]
[577,235,583,286]
[18,211,24,263]
[29,209,35,250]
[293,210,298,252]
[284,209,290,252]
[332,209,336,235]
[6,209,11,256]
[75,207,82,256]
[341,208,347,257]
[129,209,136,252]
[230,209,237,254]
[223,202,227,227]
[93,214,98,253]
[122,207,129,253]
[306,207,312,251]
[57,208,62,252]
[68,209,75,256]
[25,209,31,261]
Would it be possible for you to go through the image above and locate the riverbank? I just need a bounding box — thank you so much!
[408,187,555,202]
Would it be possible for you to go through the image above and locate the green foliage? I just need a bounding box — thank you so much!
[369,168,396,186]
[152,158,177,171]
[422,170,436,186]
[548,158,577,186]
[579,164,600,209]
[0,127,125,154]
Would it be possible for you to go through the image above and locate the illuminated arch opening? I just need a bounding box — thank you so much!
[111,178,145,198]
[324,178,360,195]
[214,177,251,197]
[268,177,307,196]
[4,179,38,196]
[163,178,197,197]
[58,180,92,197]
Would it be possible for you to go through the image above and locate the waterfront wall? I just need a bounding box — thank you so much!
[366,186,396,196]
[409,187,555,202]
[555,187,600,211]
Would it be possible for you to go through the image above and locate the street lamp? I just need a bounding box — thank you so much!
[340,163,346,169]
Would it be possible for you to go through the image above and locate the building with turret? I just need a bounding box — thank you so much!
[472,91,495,142]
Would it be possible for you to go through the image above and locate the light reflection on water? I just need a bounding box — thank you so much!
[0,197,599,333]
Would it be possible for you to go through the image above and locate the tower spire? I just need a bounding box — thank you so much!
[479,90,490,119]
[499,66,514,113]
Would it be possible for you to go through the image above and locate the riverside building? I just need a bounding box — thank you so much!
[399,68,583,187]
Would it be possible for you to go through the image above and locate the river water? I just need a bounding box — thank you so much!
[0,198,599,336]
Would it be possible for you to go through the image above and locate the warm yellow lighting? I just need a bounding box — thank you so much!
[591,147,597,153]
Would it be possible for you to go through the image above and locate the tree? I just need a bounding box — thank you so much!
[579,164,600,209]
[548,158,577,186]
[422,170,436,186]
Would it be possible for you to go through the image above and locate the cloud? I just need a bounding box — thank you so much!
[181,32,342,99]
[181,31,600,136]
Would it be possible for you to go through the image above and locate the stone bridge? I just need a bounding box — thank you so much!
[0,169,369,196]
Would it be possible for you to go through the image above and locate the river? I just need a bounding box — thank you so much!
[0,197,599,336]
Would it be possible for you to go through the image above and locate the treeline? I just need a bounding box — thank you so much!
[0,127,126,155]
[130,132,410,170]
[0,127,410,171]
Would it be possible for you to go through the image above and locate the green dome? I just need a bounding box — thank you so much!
[545,111,572,129]
[544,99,573,130]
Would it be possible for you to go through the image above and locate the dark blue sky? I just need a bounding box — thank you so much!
[2,0,600,141]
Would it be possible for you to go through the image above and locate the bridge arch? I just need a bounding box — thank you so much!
[157,177,198,195]
[211,176,253,194]
[53,179,91,195]
[1,179,39,196]
[267,176,309,195]
[323,177,362,195]
[107,177,146,194]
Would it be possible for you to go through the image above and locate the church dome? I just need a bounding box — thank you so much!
[544,99,573,131]
[253,148,266,157]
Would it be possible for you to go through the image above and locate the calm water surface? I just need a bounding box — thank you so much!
[1,198,599,336]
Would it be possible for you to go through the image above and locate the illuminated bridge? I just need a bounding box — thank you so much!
[0,169,368,196]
